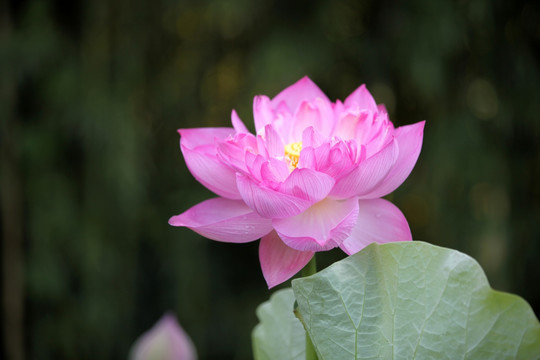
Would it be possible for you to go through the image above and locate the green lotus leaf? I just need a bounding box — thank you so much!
[252,288,306,360]
[292,241,540,360]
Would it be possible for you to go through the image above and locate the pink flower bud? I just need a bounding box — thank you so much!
[130,313,197,360]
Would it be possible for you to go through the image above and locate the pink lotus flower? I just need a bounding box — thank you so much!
[129,313,197,360]
[169,77,424,288]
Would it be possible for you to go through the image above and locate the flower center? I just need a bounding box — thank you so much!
[284,141,302,169]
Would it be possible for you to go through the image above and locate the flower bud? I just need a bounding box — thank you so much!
[130,313,197,360]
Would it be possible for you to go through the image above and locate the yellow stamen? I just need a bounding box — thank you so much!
[284,142,302,169]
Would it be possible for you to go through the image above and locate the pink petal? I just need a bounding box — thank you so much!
[333,110,365,141]
[339,198,412,255]
[344,84,378,113]
[278,168,335,202]
[302,142,331,170]
[290,98,334,141]
[231,110,250,133]
[244,152,266,181]
[262,124,284,158]
[179,128,241,199]
[308,141,359,179]
[330,138,398,199]
[360,121,425,198]
[271,76,330,113]
[260,159,289,186]
[181,145,242,199]
[316,97,336,135]
[130,313,197,360]
[273,102,295,143]
[297,146,316,169]
[259,230,314,288]
[179,127,234,149]
[216,133,258,173]
[253,95,274,134]
[236,174,313,218]
[301,126,325,148]
[290,101,322,142]
[169,198,272,242]
[273,197,359,251]
[361,112,394,158]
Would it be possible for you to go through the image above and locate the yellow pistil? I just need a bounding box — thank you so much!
[284,141,302,170]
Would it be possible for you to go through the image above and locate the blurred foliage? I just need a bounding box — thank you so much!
[1,0,539,359]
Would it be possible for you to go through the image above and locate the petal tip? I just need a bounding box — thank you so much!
[168,215,182,226]
[265,278,279,289]
[299,75,313,84]
[259,231,313,288]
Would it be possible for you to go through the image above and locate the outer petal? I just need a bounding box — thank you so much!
[344,84,378,113]
[339,198,412,255]
[360,121,425,198]
[179,127,234,148]
[273,197,359,252]
[179,128,241,199]
[231,109,250,133]
[330,138,398,199]
[181,146,242,199]
[236,174,313,218]
[168,198,272,242]
[259,230,313,288]
[271,76,330,113]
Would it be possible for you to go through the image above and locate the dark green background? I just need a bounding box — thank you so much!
[1,0,539,359]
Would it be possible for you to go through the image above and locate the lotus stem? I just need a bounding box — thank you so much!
[301,256,318,360]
